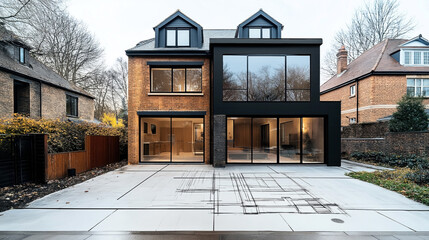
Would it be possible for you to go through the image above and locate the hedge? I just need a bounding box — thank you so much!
[0,115,127,157]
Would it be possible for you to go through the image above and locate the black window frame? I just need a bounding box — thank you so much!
[248,27,271,39]
[150,67,203,93]
[66,94,78,117]
[165,28,191,47]
[222,54,311,102]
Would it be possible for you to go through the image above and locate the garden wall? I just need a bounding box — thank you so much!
[342,131,429,157]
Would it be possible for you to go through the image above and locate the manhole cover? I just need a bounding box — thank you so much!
[331,218,344,223]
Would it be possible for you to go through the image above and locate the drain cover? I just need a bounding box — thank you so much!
[331,218,344,223]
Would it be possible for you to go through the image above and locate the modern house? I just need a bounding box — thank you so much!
[0,24,94,121]
[126,10,340,167]
[321,35,429,126]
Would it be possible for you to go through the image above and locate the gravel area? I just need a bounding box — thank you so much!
[0,160,127,212]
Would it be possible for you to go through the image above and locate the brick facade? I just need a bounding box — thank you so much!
[127,56,211,164]
[0,69,94,120]
[321,75,429,126]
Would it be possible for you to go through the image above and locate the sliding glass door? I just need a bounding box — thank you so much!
[140,117,204,163]
[227,117,324,164]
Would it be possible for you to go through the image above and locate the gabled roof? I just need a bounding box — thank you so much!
[320,38,429,94]
[237,9,283,30]
[235,9,283,38]
[0,25,93,98]
[153,10,202,31]
[399,34,429,47]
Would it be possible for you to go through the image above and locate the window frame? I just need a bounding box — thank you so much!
[165,28,191,47]
[19,47,25,64]
[66,94,78,117]
[403,50,429,66]
[350,85,356,97]
[407,78,429,97]
[222,54,311,102]
[248,27,271,39]
[150,66,202,93]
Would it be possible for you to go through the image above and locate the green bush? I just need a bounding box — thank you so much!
[389,95,429,132]
[406,168,429,184]
[350,151,429,169]
[0,115,127,158]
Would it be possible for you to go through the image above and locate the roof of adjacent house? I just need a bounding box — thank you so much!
[320,38,429,94]
[126,29,236,53]
[0,25,94,99]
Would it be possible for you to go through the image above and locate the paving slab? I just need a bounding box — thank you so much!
[91,210,213,231]
[378,211,429,231]
[214,213,292,231]
[281,210,413,232]
[0,209,113,231]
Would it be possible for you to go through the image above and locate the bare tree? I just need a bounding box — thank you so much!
[322,0,415,78]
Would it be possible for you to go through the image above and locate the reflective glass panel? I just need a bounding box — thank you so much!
[253,118,277,163]
[177,29,190,46]
[302,118,324,163]
[151,68,172,92]
[166,30,176,46]
[140,118,171,162]
[172,118,204,162]
[279,118,301,163]
[227,118,251,163]
[248,56,285,101]
[186,68,202,92]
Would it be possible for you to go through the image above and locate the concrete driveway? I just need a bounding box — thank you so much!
[0,161,429,233]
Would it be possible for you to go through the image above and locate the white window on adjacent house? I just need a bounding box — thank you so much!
[349,118,356,124]
[414,51,421,64]
[424,52,429,65]
[407,78,429,97]
[19,47,25,64]
[404,51,411,64]
[350,85,356,97]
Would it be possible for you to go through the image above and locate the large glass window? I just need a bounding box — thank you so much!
[140,117,204,163]
[222,55,310,102]
[227,118,251,163]
[248,56,285,101]
[407,78,429,97]
[279,118,300,163]
[302,118,324,163]
[227,117,324,164]
[151,67,202,93]
[253,118,277,163]
[286,56,310,101]
[223,55,247,101]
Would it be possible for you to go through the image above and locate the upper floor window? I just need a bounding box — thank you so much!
[407,78,429,97]
[403,50,429,65]
[222,55,310,102]
[151,67,202,93]
[19,47,25,64]
[166,29,190,47]
[66,94,78,117]
[249,27,271,39]
[350,85,356,97]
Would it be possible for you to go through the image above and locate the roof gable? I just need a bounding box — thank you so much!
[399,35,429,47]
[236,9,283,38]
[153,10,203,48]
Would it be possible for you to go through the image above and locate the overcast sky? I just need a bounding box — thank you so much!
[66,0,429,83]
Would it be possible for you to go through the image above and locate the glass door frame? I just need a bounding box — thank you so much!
[139,116,205,163]
[225,116,325,164]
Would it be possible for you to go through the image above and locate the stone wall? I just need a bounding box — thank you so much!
[342,131,429,157]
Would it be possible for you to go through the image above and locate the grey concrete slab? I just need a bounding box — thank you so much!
[378,211,429,231]
[281,210,413,232]
[214,213,292,231]
[91,210,213,231]
[0,209,113,231]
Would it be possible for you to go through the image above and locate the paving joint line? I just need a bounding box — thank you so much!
[87,209,117,231]
[376,211,417,232]
[117,165,169,200]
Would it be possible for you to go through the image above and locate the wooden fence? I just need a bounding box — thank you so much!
[46,135,119,180]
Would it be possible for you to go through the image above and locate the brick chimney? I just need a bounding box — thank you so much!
[336,45,348,74]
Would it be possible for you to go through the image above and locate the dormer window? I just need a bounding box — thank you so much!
[166,28,190,47]
[19,47,25,64]
[249,27,271,39]
[402,50,429,66]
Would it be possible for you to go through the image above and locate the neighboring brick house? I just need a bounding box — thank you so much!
[0,25,94,121]
[320,35,429,126]
[126,10,340,166]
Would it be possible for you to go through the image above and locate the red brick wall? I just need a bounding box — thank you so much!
[128,56,211,164]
